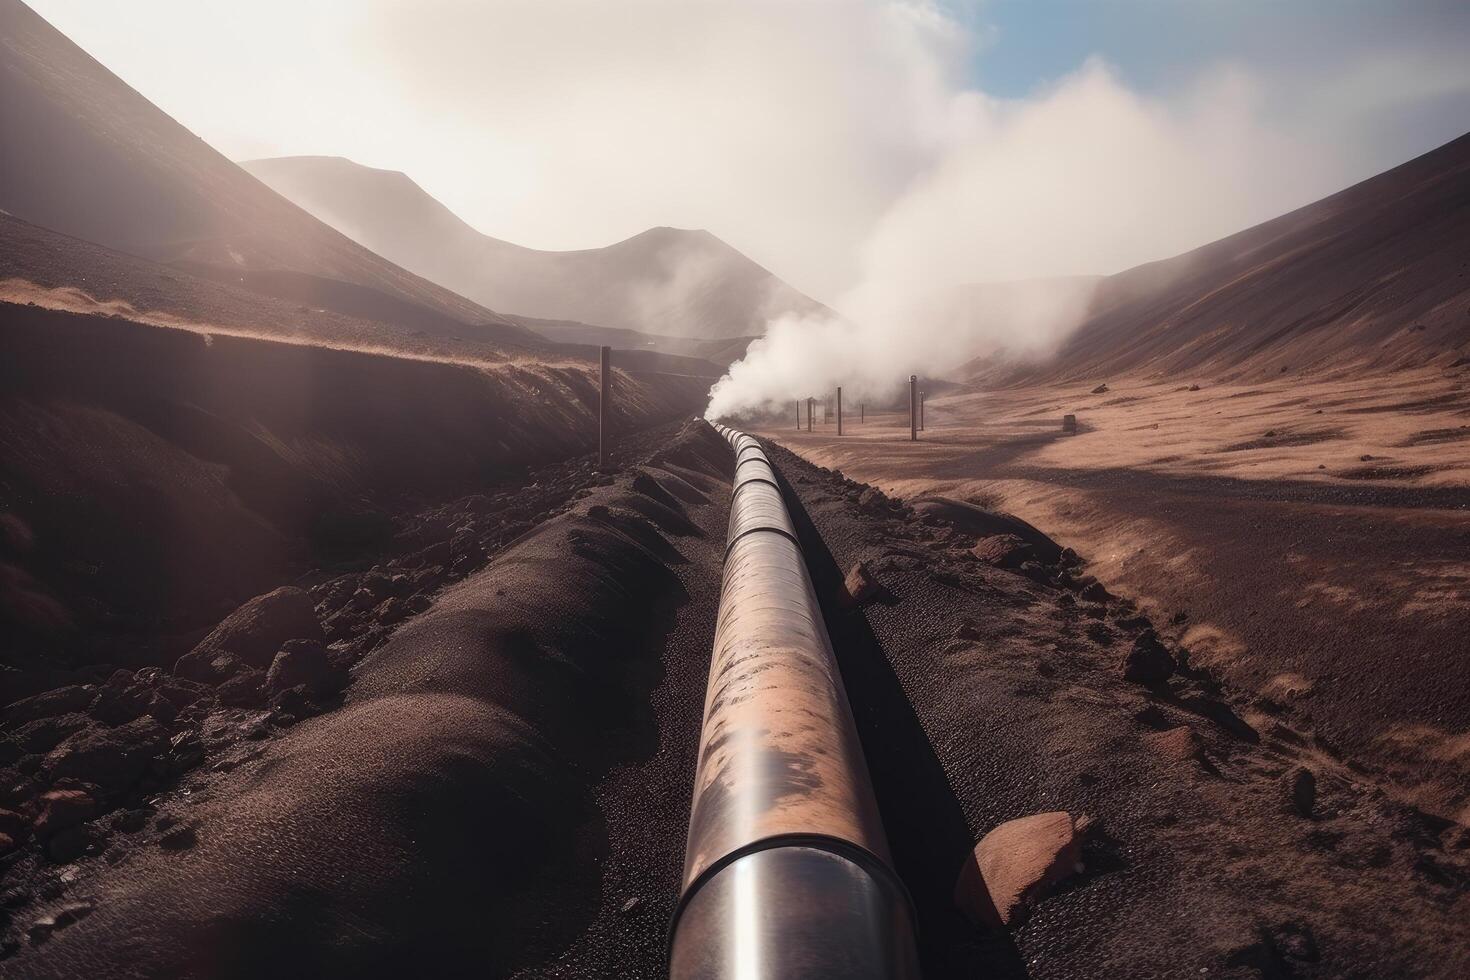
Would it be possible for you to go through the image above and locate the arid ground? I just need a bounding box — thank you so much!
[752,363,1470,831]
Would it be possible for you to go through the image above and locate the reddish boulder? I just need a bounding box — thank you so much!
[843,562,887,606]
[971,534,1033,569]
[1142,726,1206,764]
[955,811,1091,928]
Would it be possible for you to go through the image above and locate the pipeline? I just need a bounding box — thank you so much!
[669,423,919,979]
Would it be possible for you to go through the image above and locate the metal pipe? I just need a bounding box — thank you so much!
[672,422,919,979]
[837,387,843,436]
[598,346,611,468]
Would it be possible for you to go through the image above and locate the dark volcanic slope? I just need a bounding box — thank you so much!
[0,421,735,978]
[504,313,757,368]
[993,132,1470,382]
[0,0,533,347]
[0,302,708,681]
[244,155,829,341]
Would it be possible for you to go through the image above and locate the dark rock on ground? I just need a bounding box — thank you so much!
[3,686,95,729]
[44,717,169,794]
[1121,630,1175,685]
[1282,766,1317,817]
[32,788,97,838]
[844,561,887,606]
[216,670,266,708]
[266,641,346,697]
[175,587,322,682]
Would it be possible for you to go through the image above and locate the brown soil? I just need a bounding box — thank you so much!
[6,420,1465,976]
[750,368,1470,829]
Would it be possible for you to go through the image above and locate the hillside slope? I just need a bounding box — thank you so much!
[0,0,534,347]
[243,155,829,340]
[984,132,1470,383]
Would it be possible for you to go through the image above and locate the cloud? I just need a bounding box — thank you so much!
[22,0,1470,314]
[704,54,1375,417]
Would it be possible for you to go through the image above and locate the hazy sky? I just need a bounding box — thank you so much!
[25,0,1470,302]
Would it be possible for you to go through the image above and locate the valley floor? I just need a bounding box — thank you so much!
[750,365,1470,828]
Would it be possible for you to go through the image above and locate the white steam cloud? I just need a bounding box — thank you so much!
[707,56,1368,417]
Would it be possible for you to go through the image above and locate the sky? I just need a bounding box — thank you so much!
[23,0,1470,306]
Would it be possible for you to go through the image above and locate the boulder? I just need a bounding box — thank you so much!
[32,788,98,838]
[175,587,322,683]
[971,534,1033,569]
[1121,630,1175,685]
[3,685,95,729]
[89,671,156,725]
[843,562,887,607]
[1142,726,1206,764]
[13,713,91,755]
[955,811,1092,928]
[45,716,169,793]
[856,487,891,514]
[216,669,266,707]
[1281,766,1316,817]
[266,640,346,697]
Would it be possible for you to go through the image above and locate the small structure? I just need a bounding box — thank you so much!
[1062,414,1078,434]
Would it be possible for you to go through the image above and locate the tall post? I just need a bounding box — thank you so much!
[807,397,813,432]
[861,402,864,424]
[836,387,843,436]
[796,399,800,429]
[909,375,918,441]
[599,346,611,469]
[920,392,926,431]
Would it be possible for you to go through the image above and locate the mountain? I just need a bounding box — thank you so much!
[0,0,534,347]
[242,155,829,341]
[987,132,1470,382]
[503,313,758,367]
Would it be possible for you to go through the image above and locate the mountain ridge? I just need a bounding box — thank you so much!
[243,154,830,341]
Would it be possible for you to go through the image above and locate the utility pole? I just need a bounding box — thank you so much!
[860,402,864,424]
[599,346,611,468]
[836,387,843,436]
[920,391,926,431]
[795,399,800,430]
[909,375,918,441]
[807,397,814,432]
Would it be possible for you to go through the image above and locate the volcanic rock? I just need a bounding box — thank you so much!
[266,640,345,697]
[1281,766,1317,817]
[843,562,887,606]
[45,717,169,793]
[175,587,322,682]
[1121,630,1175,685]
[3,686,95,728]
[971,534,1033,569]
[216,670,266,707]
[1142,726,1206,764]
[32,788,98,838]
